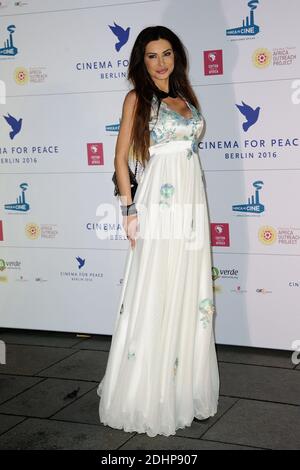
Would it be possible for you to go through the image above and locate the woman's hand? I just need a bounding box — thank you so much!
[123,214,138,249]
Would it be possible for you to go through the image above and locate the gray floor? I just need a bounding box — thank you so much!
[0,328,299,450]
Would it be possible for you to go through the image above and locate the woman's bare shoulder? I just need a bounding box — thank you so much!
[123,89,138,112]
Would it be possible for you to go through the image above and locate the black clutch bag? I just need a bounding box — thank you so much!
[112,159,138,200]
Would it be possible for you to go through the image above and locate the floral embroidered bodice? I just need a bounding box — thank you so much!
[149,94,204,150]
[128,94,205,182]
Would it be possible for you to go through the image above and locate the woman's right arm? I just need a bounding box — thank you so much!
[114,89,138,208]
[114,90,139,248]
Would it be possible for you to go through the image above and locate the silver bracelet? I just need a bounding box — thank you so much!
[120,203,137,216]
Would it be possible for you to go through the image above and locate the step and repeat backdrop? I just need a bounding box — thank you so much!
[0,0,299,350]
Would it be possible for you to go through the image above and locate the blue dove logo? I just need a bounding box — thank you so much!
[235,101,260,131]
[3,113,22,139]
[76,256,85,269]
[108,21,130,52]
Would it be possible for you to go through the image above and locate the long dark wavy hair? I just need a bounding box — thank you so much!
[127,25,200,167]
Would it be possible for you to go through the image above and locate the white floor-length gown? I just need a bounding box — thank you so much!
[97,93,219,437]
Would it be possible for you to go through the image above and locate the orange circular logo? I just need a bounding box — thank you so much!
[252,48,272,68]
[258,226,277,245]
[25,223,40,239]
[14,67,29,85]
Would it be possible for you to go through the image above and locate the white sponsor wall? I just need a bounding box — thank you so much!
[0,0,299,350]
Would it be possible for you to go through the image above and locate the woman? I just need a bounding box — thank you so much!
[97,25,219,438]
